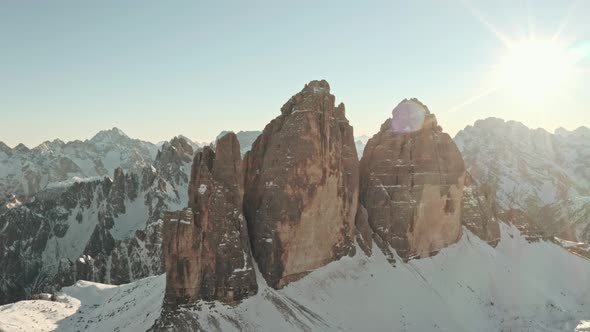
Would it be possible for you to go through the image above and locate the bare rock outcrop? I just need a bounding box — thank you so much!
[355,204,373,255]
[358,99,465,260]
[163,133,257,305]
[461,173,501,246]
[243,80,359,288]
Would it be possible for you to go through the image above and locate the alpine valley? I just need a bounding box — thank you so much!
[1,81,589,332]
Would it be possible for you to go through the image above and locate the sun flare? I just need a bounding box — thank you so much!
[495,39,575,102]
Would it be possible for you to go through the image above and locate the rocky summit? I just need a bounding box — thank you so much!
[358,99,466,260]
[163,133,257,305]
[243,80,359,288]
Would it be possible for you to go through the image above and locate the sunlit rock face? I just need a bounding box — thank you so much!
[359,99,465,260]
[163,133,257,305]
[243,80,359,288]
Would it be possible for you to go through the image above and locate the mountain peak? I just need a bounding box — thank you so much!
[303,79,330,93]
[555,126,590,138]
[280,80,334,116]
[177,135,195,145]
[110,127,127,136]
[472,117,506,129]
[35,139,66,151]
[90,127,129,143]
[13,143,30,153]
[355,135,371,143]
[0,142,12,155]
[386,99,435,134]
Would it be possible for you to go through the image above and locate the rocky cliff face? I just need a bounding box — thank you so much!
[243,80,359,288]
[358,99,465,260]
[0,137,192,305]
[163,133,257,305]
[460,173,501,246]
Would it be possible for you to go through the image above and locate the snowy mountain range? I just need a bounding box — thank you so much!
[1,116,590,332]
[454,118,590,242]
[0,129,269,305]
[0,128,159,197]
[0,137,193,305]
[0,129,266,199]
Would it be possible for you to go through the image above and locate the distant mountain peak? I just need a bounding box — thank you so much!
[355,135,371,143]
[90,127,129,142]
[13,143,30,153]
[177,134,194,144]
[110,127,127,136]
[35,139,66,151]
[555,126,590,138]
[215,130,261,156]
[0,142,12,155]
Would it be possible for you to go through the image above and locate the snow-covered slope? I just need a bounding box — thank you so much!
[0,128,159,197]
[0,275,164,332]
[455,118,590,242]
[3,224,590,332]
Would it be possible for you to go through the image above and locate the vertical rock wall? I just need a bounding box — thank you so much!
[358,99,465,259]
[243,80,359,288]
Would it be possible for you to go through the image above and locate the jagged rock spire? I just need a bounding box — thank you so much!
[163,132,257,305]
[243,80,359,288]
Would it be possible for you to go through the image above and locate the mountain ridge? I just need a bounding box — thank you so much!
[455,116,590,243]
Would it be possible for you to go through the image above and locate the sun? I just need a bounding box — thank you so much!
[495,38,575,102]
[444,2,589,113]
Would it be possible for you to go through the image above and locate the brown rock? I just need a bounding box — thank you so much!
[460,173,501,247]
[163,133,257,305]
[243,80,359,288]
[358,99,465,260]
[355,205,372,255]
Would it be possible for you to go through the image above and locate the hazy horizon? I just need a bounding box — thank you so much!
[1,1,589,147]
[2,109,590,150]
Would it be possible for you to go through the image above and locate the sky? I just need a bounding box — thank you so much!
[1,0,589,147]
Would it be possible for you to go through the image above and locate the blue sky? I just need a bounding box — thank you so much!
[1,0,588,147]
